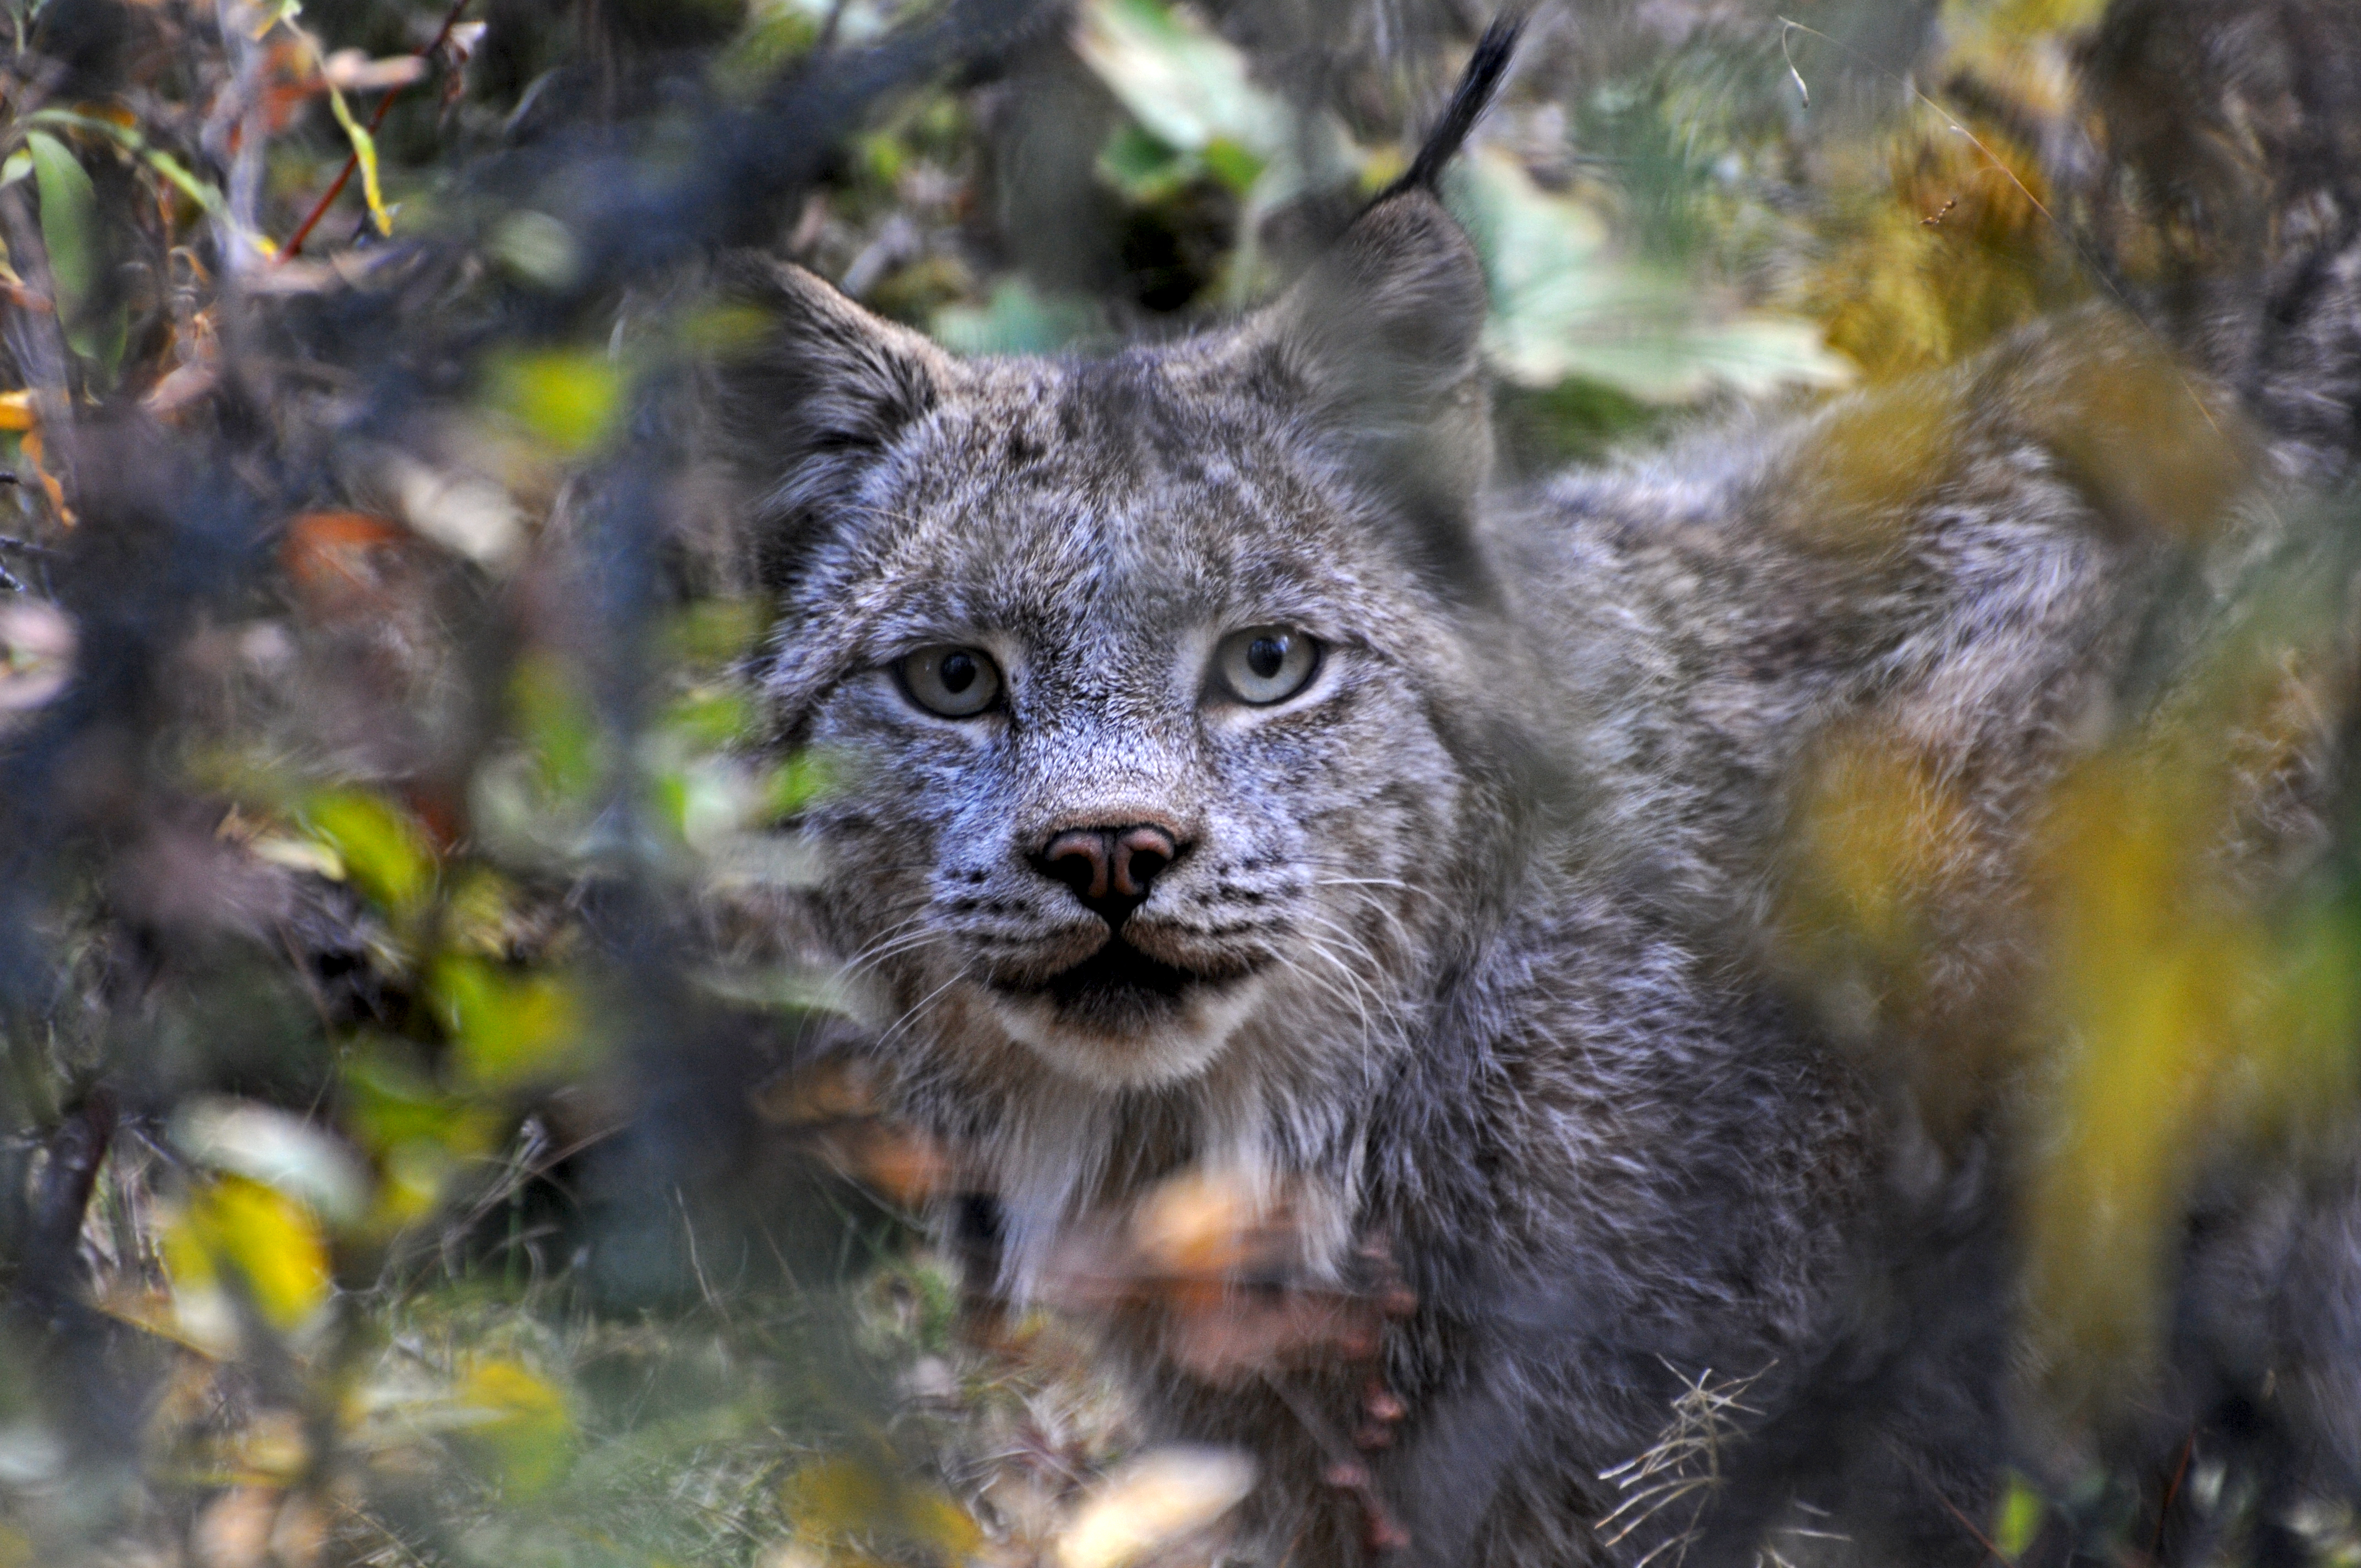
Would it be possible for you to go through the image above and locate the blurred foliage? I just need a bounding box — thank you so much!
[0,0,2349,1565]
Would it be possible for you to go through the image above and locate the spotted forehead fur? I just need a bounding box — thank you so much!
[765,348,1476,721]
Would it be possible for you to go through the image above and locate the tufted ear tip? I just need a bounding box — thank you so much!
[706,257,958,445]
[703,255,957,586]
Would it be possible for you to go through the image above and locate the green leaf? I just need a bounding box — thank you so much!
[431,957,591,1092]
[660,597,765,669]
[341,1044,493,1151]
[23,110,229,219]
[140,150,226,217]
[323,84,393,237]
[303,789,435,915]
[487,349,623,455]
[1992,1471,2044,1559]
[454,1360,576,1496]
[513,654,605,805]
[24,132,100,360]
[1457,146,1853,401]
[1072,0,1286,157]
[931,277,1096,355]
[664,688,753,750]
[1098,122,1190,201]
[1199,137,1265,196]
[711,10,820,96]
[763,750,837,821]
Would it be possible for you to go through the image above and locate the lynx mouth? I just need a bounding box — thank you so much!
[993,939,1254,1036]
[980,937,1272,1087]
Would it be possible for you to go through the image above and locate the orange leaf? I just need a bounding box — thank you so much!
[280,510,409,599]
[20,427,72,526]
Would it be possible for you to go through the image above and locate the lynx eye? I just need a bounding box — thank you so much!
[1214,626,1320,706]
[896,645,1003,718]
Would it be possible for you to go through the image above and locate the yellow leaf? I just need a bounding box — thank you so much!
[1993,1472,2045,1559]
[0,390,34,431]
[781,1456,894,1540]
[454,1360,575,1496]
[164,1175,333,1342]
[779,1457,981,1560]
[323,85,393,237]
[901,1488,983,1559]
[487,350,623,455]
[302,789,434,915]
[430,956,591,1091]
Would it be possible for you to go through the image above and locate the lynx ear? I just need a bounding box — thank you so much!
[1248,190,1494,599]
[705,257,958,588]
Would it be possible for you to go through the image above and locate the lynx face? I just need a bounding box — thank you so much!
[720,196,1523,1096]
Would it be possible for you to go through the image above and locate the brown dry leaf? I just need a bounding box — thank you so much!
[1129,1167,1274,1279]
[321,48,428,92]
[279,510,414,613]
[751,1058,880,1126]
[20,426,72,525]
[1163,1287,1387,1386]
[193,1488,280,1568]
[145,360,219,420]
[1036,1169,1409,1383]
[820,1121,956,1208]
[1053,1446,1256,1568]
[257,38,323,134]
[266,1494,328,1568]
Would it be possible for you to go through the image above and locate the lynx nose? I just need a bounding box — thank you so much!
[1033,824,1183,927]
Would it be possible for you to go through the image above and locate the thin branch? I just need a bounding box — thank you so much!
[282,0,476,258]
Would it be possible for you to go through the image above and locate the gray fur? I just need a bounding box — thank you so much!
[708,6,2361,1561]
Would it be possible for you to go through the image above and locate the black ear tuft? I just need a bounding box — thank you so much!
[1232,18,1520,601]
[1385,10,1526,200]
[704,256,957,589]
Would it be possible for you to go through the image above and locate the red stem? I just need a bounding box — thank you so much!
[281,0,475,259]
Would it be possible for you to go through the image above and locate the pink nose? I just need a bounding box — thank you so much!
[1033,823,1183,925]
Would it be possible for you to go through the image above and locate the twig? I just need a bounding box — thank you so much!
[1889,1441,2011,1567]
[281,0,475,258]
[1595,1364,1766,1566]
[816,0,850,54]
[1778,20,1809,108]
[2146,1431,2196,1565]
[18,1091,117,1303]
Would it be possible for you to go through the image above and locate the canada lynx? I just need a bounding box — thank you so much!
[711,3,2361,1562]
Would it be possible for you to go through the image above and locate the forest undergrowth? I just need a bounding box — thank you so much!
[0,0,2357,1564]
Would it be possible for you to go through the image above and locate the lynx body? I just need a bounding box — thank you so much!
[712,5,2361,1559]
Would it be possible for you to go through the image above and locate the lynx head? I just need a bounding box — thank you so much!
[715,193,1535,1115]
